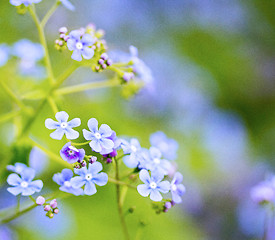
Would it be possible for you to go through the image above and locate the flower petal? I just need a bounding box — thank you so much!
[123,155,139,168]
[88,162,102,174]
[100,138,114,150]
[50,128,65,140]
[150,189,162,201]
[149,147,162,159]
[67,38,76,51]
[82,47,94,60]
[176,184,186,196]
[71,176,86,188]
[61,169,73,181]
[29,180,43,192]
[172,172,183,185]
[7,186,22,196]
[45,118,59,129]
[82,34,96,46]
[61,0,75,11]
[65,128,79,140]
[87,118,98,133]
[151,170,164,183]
[55,111,69,123]
[99,124,112,137]
[93,172,108,186]
[22,188,36,196]
[21,168,36,182]
[53,172,64,185]
[84,181,97,195]
[139,169,150,184]
[71,50,82,61]
[74,167,87,176]
[157,180,170,193]
[89,140,102,152]
[83,129,93,140]
[7,173,21,186]
[69,30,81,40]
[68,118,81,128]
[137,184,151,197]
[171,191,182,204]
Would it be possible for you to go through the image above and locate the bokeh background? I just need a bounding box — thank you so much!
[1,0,275,239]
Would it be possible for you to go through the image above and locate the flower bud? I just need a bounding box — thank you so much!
[59,27,68,34]
[44,205,51,212]
[50,199,57,209]
[36,196,45,205]
[54,208,59,214]
[100,53,108,60]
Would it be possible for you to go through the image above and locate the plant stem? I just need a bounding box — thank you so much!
[108,177,135,189]
[29,196,36,204]
[114,157,130,240]
[41,1,60,27]
[54,78,120,96]
[47,96,59,114]
[0,110,21,124]
[71,141,90,146]
[16,195,21,213]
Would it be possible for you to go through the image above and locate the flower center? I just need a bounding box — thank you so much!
[68,146,79,155]
[153,158,160,164]
[76,42,83,50]
[85,173,93,181]
[60,122,68,128]
[64,181,71,187]
[171,184,177,191]
[94,132,101,140]
[20,181,29,188]
[150,182,157,189]
[131,145,137,152]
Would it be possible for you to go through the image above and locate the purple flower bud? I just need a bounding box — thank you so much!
[102,64,107,69]
[60,33,65,39]
[95,66,100,71]
[50,199,57,209]
[123,72,134,82]
[64,35,70,42]
[36,196,45,205]
[164,202,172,209]
[87,23,96,31]
[74,164,80,169]
[89,156,97,164]
[54,208,59,214]
[106,158,112,164]
[98,59,104,65]
[106,59,112,66]
[48,212,54,218]
[109,150,117,158]
[59,41,64,46]
[96,43,101,48]
[171,201,176,206]
[44,205,51,212]
[81,160,87,167]
[100,53,108,60]
[79,27,86,36]
[92,45,96,50]
[55,40,60,45]
[59,27,68,34]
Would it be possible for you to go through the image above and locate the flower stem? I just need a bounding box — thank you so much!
[71,141,90,146]
[16,195,21,213]
[114,157,130,240]
[41,0,60,27]
[47,96,59,114]
[108,177,135,189]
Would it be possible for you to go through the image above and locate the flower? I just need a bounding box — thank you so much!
[7,168,43,196]
[60,142,85,164]
[53,169,83,196]
[121,138,142,168]
[250,177,275,204]
[10,0,42,6]
[67,30,96,61]
[137,169,170,201]
[70,162,108,196]
[83,118,114,153]
[150,131,178,161]
[139,147,171,175]
[100,131,121,155]
[45,111,81,140]
[60,0,75,11]
[36,196,46,205]
[7,162,29,175]
[0,44,9,67]
[170,172,186,204]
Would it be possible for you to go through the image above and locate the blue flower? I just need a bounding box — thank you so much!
[45,111,81,140]
[0,44,9,67]
[60,0,75,11]
[60,142,85,164]
[150,131,178,161]
[137,169,170,201]
[53,169,83,196]
[170,172,185,204]
[10,0,42,6]
[7,162,29,175]
[7,168,43,196]
[250,178,275,204]
[83,118,114,153]
[67,30,96,61]
[121,138,142,168]
[70,162,108,196]
[139,147,171,175]
[100,131,121,155]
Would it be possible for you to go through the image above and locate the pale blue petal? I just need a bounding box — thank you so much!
[53,172,64,185]
[55,111,69,123]
[84,181,97,195]
[137,184,151,197]
[99,124,112,137]
[22,188,35,196]
[50,128,65,140]
[121,139,131,154]
[149,147,162,159]
[82,34,95,46]
[139,169,150,184]
[71,176,86,188]
[171,191,182,204]
[29,180,43,192]
[69,30,81,40]
[65,128,79,140]
[151,170,164,183]
[45,118,59,129]
[82,47,94,60]
[61,0,75,11]
[7,173,21,186]
[157,181,170,193]
[61,168,73,181]
[68,118,81,127]
[71,50,82,61]
[123,155,139,168]
[88,162,102,174]
[176,184,186,195]
[67,39,76,51]
[21,168,35,182]
[10,0,22,6]
[131,138,141,149]
[93,172,108,186]
[100,138,114,150]
[74,167,87,176]
[7,186,22,196]
[172,172,183,185]
[129,45,138,57]
[87,118,98,133]
[90,140,102,152]
[150,189,162,201]
[83,129,93,140]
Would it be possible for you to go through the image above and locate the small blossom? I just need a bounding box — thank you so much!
[7,168,43,196]
[123,72,134,82]
[250,178,275,204]
[89,156,97,164]
[100,131,121,155]
[36,196,45,205]
[60,142,85,164]
[53,168,83,196]
[59,27,68,34]
[137,169,170,202]
[0,44,9,67]
[7,162,29,175]
[170,172,186,204]
[50,199,58,208]
[83,118,114,153]
[60,0,75,11]
[71,162,108,196]
[10,0,42,6]
[121,138,142,168]
[150,131,178,161]
[45,111,81,140]
[54,208,59,214]
[67,30,96,61]
[44,205,51,211]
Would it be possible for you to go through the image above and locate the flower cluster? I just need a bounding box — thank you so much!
[36,196,60,219]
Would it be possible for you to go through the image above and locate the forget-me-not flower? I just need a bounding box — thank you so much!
[60,0,75,11]
[83,118,114,153]
[10,0,42,6]
[137,169,170,201]
[70,162,108,196]
[121,138,142,168]
[67,30,96,61]
[60,142,85,164]
[0,44,9,67]
[53,169,83,196]
[170,172,186,204]
[150,131,178,161]
[7,162,30,175]
[100,131,121,155]
[7,168,43,196]
[139,147,171,175]
[45,111,81,140]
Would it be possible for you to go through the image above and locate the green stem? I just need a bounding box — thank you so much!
[16,195,21,213]
[71,141,90,146]
[29,196,36,204]
[0,110,21,124]
[114,157,130,240]
[41,1,60,27]
[54,78,120,96]
[29,5,55,85]
[108,177,135,189]
[47,96,59,114]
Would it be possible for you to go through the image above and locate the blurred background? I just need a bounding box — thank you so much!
[1,0,275,239]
